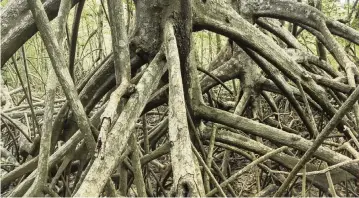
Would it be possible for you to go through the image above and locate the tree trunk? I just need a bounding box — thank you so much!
[1,0,359,197]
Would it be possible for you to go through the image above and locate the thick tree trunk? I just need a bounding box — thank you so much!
[165,21,205,197]
[2,0,359,197]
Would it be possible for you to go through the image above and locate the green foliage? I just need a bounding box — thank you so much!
[0,0,9,7]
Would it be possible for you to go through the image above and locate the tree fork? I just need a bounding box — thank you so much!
[74,52,167,197]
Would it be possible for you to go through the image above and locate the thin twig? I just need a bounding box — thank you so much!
[197,66,233,95]
[275,83,359,196]
[191,144,227,197]
[206,146,288,196]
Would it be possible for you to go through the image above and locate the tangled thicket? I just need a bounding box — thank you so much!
[1,0,359,197]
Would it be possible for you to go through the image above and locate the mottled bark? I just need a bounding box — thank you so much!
[1,0,79,67]
[74,52,166,197]
[165,21,205,196]
[23,0,72,196]
[2,0,359,197]
[196,104,359,177]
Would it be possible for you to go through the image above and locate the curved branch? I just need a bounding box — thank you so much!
[69,0,85,81]
[193,1,348,133]
[1,0,79,67]
[256,18,305,51]
[197,66,233,95]
[244,0,359,45]
[196,104,359,177]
